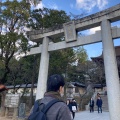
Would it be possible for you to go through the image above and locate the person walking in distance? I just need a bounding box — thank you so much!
[89,98,94,112]
[66,99,73,119]
[71,99,77,119]
[96,96,103,113]
[67,99,72,112]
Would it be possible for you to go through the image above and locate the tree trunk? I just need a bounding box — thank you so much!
[63,72,67,101]
[80,99,83,110]
[29,55,36,108]
[0,91,6,116]
[29,80,34,108]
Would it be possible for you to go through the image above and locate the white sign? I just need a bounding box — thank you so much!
[5,94,20,108]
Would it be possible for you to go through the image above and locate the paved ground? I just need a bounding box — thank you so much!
[0,111,110,120]
[74,111,110,120]
[0,117,11,120]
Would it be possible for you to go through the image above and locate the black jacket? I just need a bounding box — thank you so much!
[96,98,102,107]
[89,99,94,107]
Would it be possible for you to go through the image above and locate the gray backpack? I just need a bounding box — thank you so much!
[28,99,62,120]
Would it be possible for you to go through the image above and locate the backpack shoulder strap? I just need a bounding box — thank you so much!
[42,99,63,114]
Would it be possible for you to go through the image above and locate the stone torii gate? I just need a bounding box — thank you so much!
[28,4,120,120]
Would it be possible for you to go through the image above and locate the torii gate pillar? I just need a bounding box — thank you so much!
[36,37,49,100]
[101,20,120,120]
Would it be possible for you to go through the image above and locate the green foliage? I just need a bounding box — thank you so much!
[27,9,43,29]
[1,5,89,86]
[66,47,88,83]
[28,7,70,29]
[75,46,88,64]
[2,0,30,29]
[43,9,70,28]
[6,55,40,86]
[49,48,75,76]
[67,65,86,83]
[0,0,30,84]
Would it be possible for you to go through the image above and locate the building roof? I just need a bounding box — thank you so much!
[6,83,106,89]
[71,82,86,88]
[6,84,37,89]
[93,84,106,88]
[71,82,106,88]
[91,46,120,60]
[91,46,120,66]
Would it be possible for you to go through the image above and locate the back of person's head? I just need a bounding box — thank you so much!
[47,74,65,92]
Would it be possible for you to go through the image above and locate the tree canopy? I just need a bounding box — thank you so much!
[28,7,70,29]
[0,0,30,84]
[0,1,90,86]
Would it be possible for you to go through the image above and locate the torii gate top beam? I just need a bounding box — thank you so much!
[27,3,120,42]
[29,26,120,55]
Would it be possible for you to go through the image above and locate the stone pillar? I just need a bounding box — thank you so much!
[101,20,120,120]
[36,37,49,100]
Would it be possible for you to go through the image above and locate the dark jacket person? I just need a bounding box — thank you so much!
[71,99,77,119]
[66,99,72,112]
[39,74,72,120]
[89,98,94,112]
[96,96,103,113]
